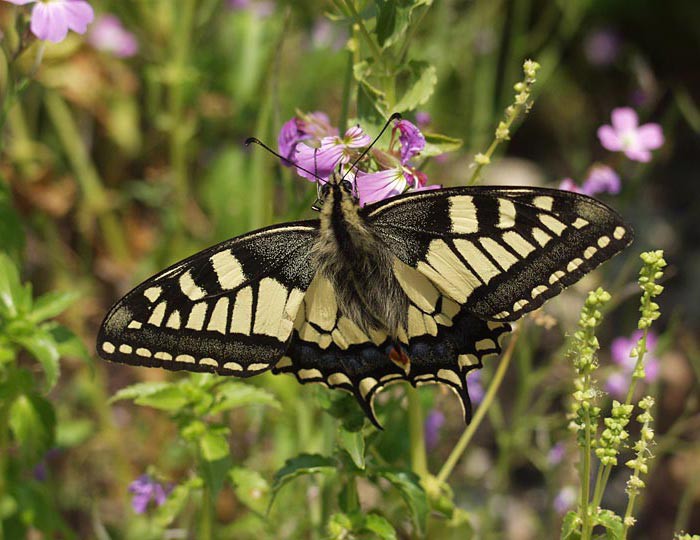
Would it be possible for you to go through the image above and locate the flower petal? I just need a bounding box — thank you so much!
[277,118,308,163]
[356,168,407,206]
[624,147,651,162]
[396,119,426,163]
[597,125,622,151]
[583,164,620,195]
[611,107,639,132]
[61,0,94,35]
[31,3,69,43]
[559,178,583,194]
[343,125,371,148]
[4,0,36,5]
[294,142,344,181]
[637,123,664,150]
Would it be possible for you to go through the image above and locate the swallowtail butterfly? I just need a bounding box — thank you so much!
[97,138,632,428]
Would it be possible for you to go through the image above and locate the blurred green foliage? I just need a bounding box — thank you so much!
[0,0,699,538]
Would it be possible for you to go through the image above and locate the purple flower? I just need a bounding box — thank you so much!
[467,370,484,405]
[554,486,577,514]
[425,410,445,450]
[395,119,426,163]
[582,165,621,196]
[611,330,659,380]
[5,0,94,44]
[604,371,629,399]
[606,331,660,398]
[547,442,566,466]
[356,168,408,206]
[597,108,664,162]
[87,14,138,58]
[584,28,621,66]
[294,125,371,181]
[559,177,583,194]
[415,111,431,128]
[128,475,169,514]
[227,0,274,17]
[278,118,311,163]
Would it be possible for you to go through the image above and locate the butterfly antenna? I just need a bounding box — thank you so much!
[245,137,325,183]
[341,112,402,182]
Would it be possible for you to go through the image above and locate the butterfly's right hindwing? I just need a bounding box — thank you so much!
[97,221,320,376]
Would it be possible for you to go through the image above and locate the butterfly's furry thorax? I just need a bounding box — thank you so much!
[311,181,409,336]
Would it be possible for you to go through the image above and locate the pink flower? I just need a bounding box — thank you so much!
[584,28,621,67]
[356,168,408,206]
[554,486,577,514]
[277,112,337,164]
[597,108,664,162]
[582,165,620,196]
[559,177,583,194]
[605,330,660,398]
[5,0,94,43]
[395,119,425,163]
[294,125,371,181]
[611,330,659,379]
[424,410,445,450]
[415,111,431,128]
[88,14,137,58]
[128,475,169,514]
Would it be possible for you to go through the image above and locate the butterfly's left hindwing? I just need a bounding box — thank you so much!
[97,221,319,376]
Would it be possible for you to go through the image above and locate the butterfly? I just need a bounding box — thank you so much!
[97,159,633,428]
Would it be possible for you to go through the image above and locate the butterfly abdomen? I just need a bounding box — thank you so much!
[312,184,409,336]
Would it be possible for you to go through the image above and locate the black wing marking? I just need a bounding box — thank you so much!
[97,220,319,376]
[363,186,633,321]
[273,269,510,427]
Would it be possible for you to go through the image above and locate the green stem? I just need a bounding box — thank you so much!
[168,0,197,219]
[199,486,214,540]
[580,379,593,539]
[436,328,520,484]
[407,389,427,480]
[0,396,10,540]
[338,50,354,135]
[43,92,129,261]
[342,0,385,69]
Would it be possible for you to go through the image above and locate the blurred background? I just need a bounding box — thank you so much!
[1,0,699,538]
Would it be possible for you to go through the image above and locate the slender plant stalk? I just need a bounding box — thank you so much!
[342,0,385,70]
[436,328,520,484]
[43,92,129,261]
[408,389,428,480]
[580,371,593,538]
[199,485,213,540]
[167,0,197,220]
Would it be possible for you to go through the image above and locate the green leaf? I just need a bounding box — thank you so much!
[561,511,582,540]
[338,427,365,470]
[374,469,428,536]
[422,132,463,157]
[153,481,193,528]
[229,466,270,515]
[375,0,398,47]
[46,324,92,369]
[133,385,190,411]
[29,290,80,324]
[16,329,60,390]
[363,513,397,539]
[209,381,280,414]
[0,252,23,318]
[9,393,56,462]
[594,509,624,540]
[198,428,232,495]
[199,430,230,462]
[394,62,437,113]
[109,381,174,403]
[270,454,337,509]
[55,418,94,448]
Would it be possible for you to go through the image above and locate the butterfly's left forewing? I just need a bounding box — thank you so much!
[364,186,633,321]
[97,221,319,376]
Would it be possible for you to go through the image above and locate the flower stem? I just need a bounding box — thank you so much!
[167,0,197,220]
[199,486,214,540]
[342,0,385,70]
[407,388,427,480]
[580,373,593,539]
[43,92,129,261]
[338,50,354,135]
[436,328,520,484]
